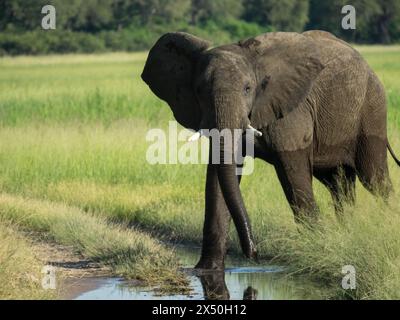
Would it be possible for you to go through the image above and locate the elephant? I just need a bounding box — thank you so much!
[141,30,400,270]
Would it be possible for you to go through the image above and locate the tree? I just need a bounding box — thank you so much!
[190,0,243,25]
[70,0,114,32]
[307,0,400,43]
[307,0,381,42]
[2,0,400,45]
[0,0,114,31]
[0,0,50,30]
[373,0,400,43]
[243,0,309,32]
[112,0,190,26]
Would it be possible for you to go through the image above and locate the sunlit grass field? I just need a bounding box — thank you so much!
[0,217,55,299]
[0,47,399,299]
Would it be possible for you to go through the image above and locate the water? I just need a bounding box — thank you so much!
[63,246,325,300]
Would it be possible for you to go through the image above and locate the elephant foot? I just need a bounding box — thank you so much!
[251,250,259,263]
[195,258,224,271]
[245,247,258,261]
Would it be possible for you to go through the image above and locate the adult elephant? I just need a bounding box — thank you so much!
[141,30,400,270]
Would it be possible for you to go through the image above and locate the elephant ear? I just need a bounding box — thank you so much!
[141,32,210,130]
[240,32,324,129]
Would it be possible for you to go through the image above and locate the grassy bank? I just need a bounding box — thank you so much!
[0,47,399,299]
[0,219,54,299]
[0,194,187,293]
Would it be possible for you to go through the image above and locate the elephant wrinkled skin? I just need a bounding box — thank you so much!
[141,30,400,270]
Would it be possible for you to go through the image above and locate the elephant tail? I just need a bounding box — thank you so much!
[388,141,400,167]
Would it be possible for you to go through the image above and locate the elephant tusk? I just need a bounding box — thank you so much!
[188,129,203,142]
[247,125,263,137]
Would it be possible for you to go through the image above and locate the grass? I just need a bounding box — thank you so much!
[0,218,55,299]
[0,46,399,299]
[0,193,187,289]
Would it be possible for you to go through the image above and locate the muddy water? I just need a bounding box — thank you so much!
[63,246,326,300]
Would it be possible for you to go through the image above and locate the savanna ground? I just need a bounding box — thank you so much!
[0,46,399,299]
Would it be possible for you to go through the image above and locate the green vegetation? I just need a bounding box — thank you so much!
[1,0,400,56]
[0,47,400,299]
[0,194,188,295]
[0,20,269,56]
[0,51,190,297]
[0,218,54,299]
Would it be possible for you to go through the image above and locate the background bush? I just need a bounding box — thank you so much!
[0,0,399,55]
[0,19,272,55]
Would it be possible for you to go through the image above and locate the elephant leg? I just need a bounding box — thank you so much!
[314,166,356,216]
[274,147,318,223]
[356,135,392,199]
[195,163,241,270]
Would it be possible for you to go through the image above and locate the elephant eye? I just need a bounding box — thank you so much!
[244,85,251,95]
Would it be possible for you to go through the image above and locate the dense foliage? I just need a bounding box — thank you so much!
[0,0,399,55]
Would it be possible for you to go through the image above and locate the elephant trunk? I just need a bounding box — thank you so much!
[211,135,257,259]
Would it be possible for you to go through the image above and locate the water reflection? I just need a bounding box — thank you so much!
[193,266,319,300]
[64,246,327,300]
[67,266,324,300]
[197,271,257,300]
[198,271,229,299]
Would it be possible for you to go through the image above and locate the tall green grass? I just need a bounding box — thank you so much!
[0,53,171,126]
[0,48,399,299]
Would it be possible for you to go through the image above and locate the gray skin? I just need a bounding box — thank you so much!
[141,30,400,270]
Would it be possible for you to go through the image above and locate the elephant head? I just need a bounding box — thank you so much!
[141,32,324,259]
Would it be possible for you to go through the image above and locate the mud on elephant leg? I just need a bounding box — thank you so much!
[195,163,242,270]
[274,147,318,224]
